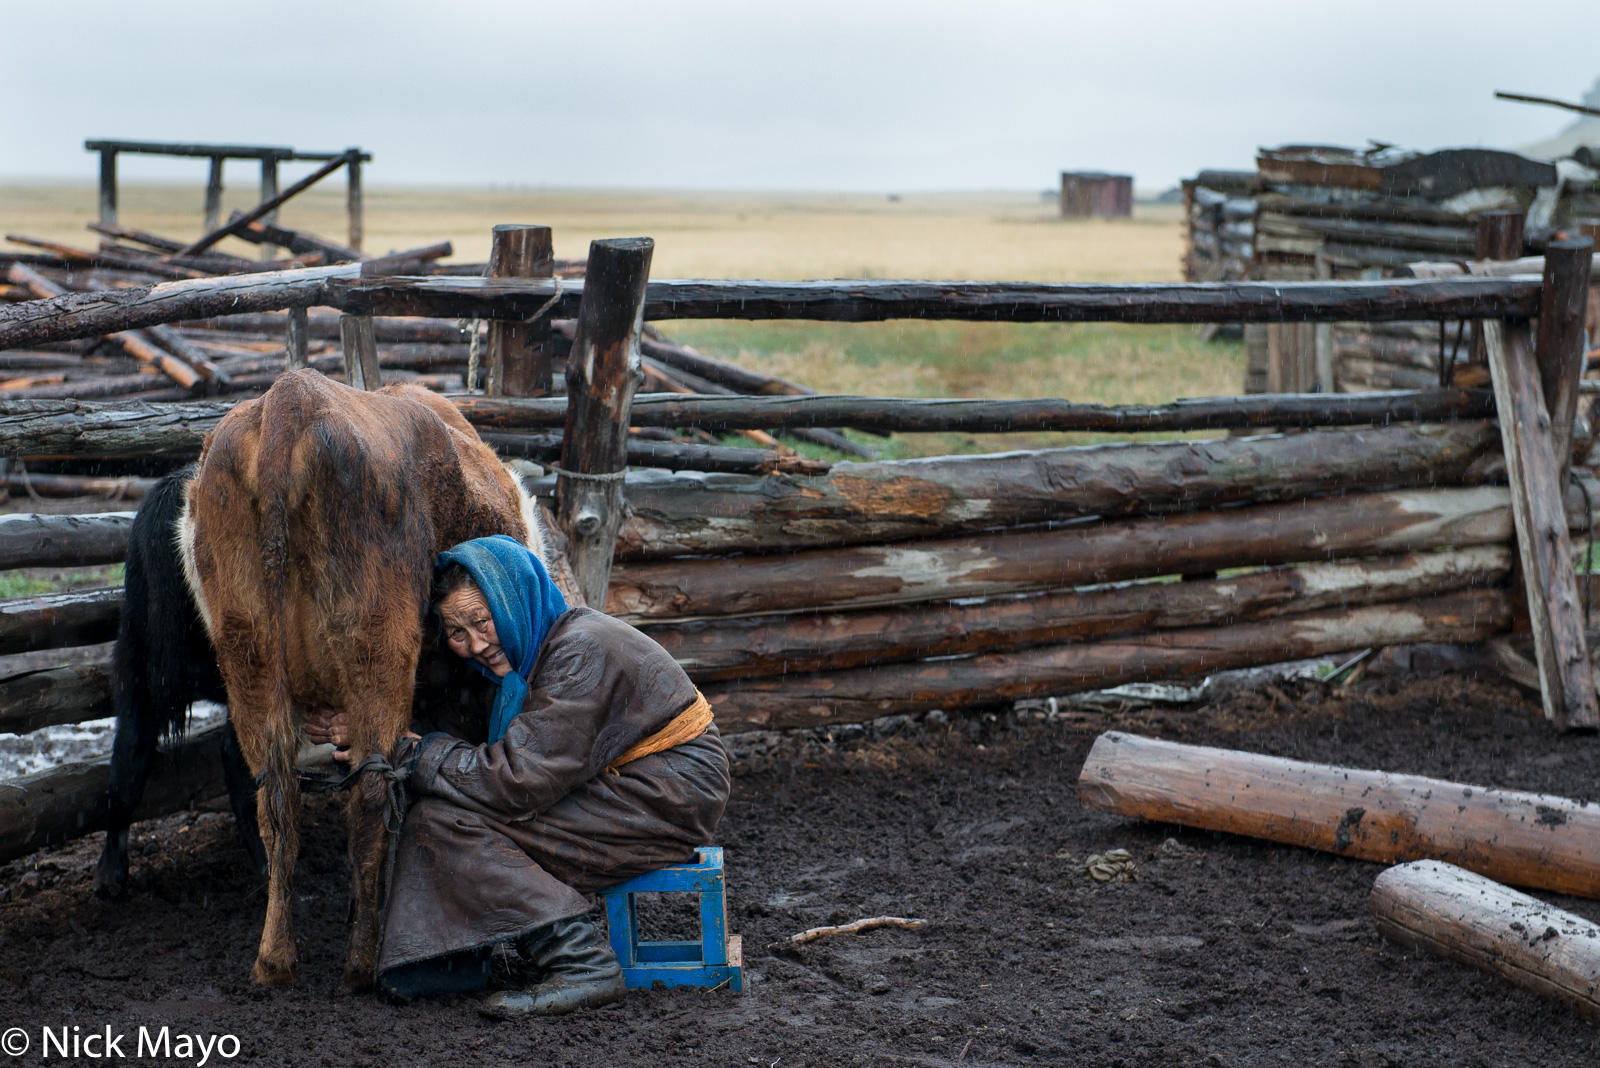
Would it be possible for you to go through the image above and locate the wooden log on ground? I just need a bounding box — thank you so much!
[1486,319,1597,729]
[647,546,1511,680]
[559,238,654,607]
[606,486,1521,619]
[456,388,1497,436]
[4,235,203,281]
[480,432,831,476]
[486,224,554,396]
[1534,239,1594,479]
[225,215,364,263]
[704,590,1510,731]
[0,720,229,865]
[0,512,134,570]
[0,264,360,352]
[1076,730,1600,899]
[602,421,1501,559]
[0,587,120,656]
[327,275,1544,324]
[3,472,152,500]
[1370,860,1600,1022]
[0,660,111,734]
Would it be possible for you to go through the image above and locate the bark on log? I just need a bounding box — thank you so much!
[480,432,831,476]
[0,512,134,570]
[704,590,1510,731]
[456,388,1496,436]
[0,587,120,656]
[646,547,1511,680]
[326,276,1543,324]
[3,235,203,281]
[1076,730,1600,899]
[0,265,360,352]
[0,399,233,458]
[0,660,111,735]
[1486,319,1597,729]
[606,486,1520,620]
[1371,860,1600,1022]
[181,311,468,344]
[0,720,230,864]
[2,472,153,500]
[558,238,654,607]
[602,422,1501,560]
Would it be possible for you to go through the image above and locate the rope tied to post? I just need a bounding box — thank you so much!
[545,462,626,482]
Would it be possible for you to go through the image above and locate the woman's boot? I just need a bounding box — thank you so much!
[480,916,626,1017]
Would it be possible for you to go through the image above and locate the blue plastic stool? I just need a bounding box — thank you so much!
[600,846,743,992]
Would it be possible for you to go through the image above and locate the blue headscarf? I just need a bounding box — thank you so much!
[435,535,569,744]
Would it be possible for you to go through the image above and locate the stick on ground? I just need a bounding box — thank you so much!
[785,916,927,944]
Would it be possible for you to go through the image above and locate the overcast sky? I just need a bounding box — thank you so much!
[5,1,1599,193]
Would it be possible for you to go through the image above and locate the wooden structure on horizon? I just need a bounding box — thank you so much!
[1060,172,1133,219]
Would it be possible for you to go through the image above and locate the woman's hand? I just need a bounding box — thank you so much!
[306,705,419,765]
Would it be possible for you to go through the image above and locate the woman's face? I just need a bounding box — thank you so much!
[438,585,511,677]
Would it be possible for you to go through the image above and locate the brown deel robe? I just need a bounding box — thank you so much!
[377,607,731,975]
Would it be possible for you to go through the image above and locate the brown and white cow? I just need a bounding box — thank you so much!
[181,369,542,988]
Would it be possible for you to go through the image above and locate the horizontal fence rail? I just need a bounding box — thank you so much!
[0,270,1545,349]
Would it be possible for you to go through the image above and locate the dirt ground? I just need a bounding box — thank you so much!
[0,671,1597,1067]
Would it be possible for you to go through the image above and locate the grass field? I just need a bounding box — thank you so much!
[1,182,1243,456]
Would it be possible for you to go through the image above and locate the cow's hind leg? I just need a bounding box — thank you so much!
[252,738,303,985]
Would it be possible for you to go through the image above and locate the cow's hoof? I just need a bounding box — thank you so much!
[252,956,298,986]
[91,859,128,901]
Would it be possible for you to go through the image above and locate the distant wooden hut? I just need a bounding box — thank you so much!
[1060,172,1133,218]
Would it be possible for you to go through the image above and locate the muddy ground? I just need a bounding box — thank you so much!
[0,671,1597,1067]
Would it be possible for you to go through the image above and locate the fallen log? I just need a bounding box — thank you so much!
[0,587,120,655]
[327,275,1543,324]
[645,546,1511,680]
[0,660,111,734]
[602,421,1502,559]
[606,486,1520,619]
[1371,860,1600,1022]
[459,389,1497,435]
[1076,731,1600,899]
[0,512,134,570]
[4,234,204,280]
[0,720,229,864]
[703,589,1510,731]
[0,264,360,352]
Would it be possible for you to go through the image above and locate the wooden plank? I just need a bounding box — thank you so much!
[485,225,554,396]
[559,238,654,606]
[0,587,120,655]
[1485,318,1597,729]
[1077,730,1600,898]
[604,422,1501,559]
[325,275,1545,325]
[605,486,1523,620]
[0,512,134,570]
[706,590,1510,731]
[1535,238,1595,478]
[648,547,1510,681]
[457,387,1497,436]
[338,314,381,390]
[0,720,230,865]
[0,264,360,352]
[1371,860,1600,1023]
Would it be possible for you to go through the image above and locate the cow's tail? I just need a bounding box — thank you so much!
[254,376,314,816]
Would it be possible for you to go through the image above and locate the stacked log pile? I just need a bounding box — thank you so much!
[1181,170,1257,284]
[1234,144,1600,395]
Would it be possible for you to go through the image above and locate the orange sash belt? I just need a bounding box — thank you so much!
[605,690,713,773]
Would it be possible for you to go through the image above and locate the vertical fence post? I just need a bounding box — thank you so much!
[1485,317,1598,730]
[1535,237,1595,480]
[557,237,653,608]
[339,314,380,391]
[485,225,555,397]
[346,152,364,254]
[259,157,280,261]
[285,307,309,371]
[1475,211,1526,261]
[97,150,117,226]
[203,156,225,235]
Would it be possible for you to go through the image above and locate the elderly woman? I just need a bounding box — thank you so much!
[306,534,729,1016]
